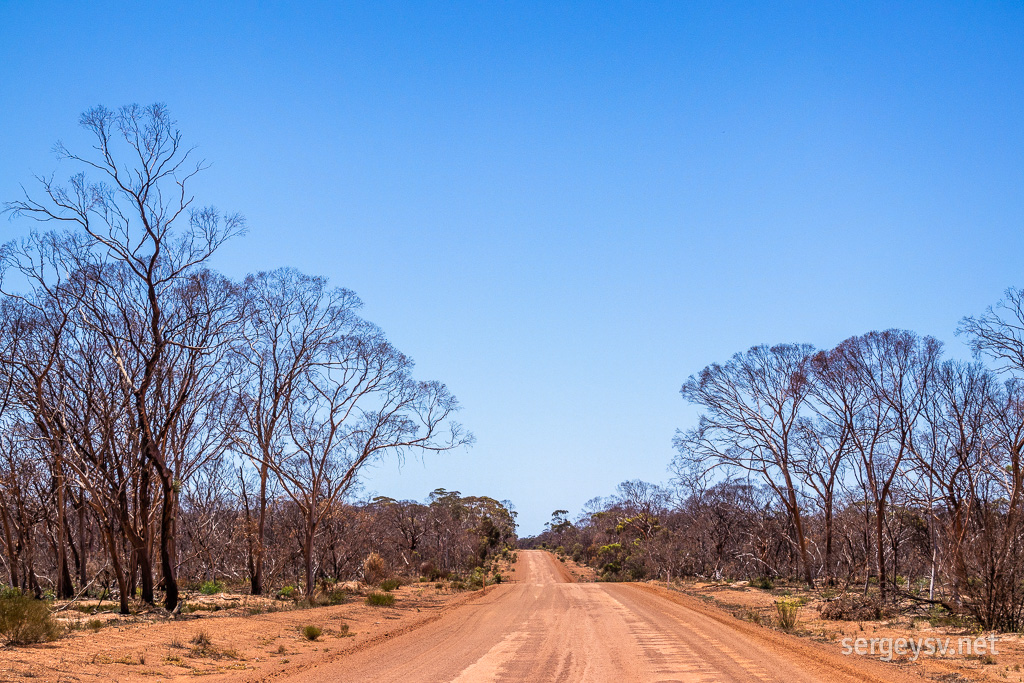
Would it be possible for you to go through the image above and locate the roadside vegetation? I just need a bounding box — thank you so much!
[525,285,1024,638]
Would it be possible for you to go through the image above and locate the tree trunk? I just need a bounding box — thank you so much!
[784,478,815,587]
[136,465,155,604]
[77,499,87,587]
[252,462,270,595]
[54,463,73,598]
[101,526,130,615]
[304,524,315,601]
[159,479,179,611]
[824,499,834,587]
[0,500,19,587]
[876,497,887,603]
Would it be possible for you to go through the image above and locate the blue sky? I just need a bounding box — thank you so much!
[1,2,1022,534]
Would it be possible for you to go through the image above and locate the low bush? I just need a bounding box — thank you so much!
[183,602,220,613]
[189,630,214,657]
[323,589,348,606]
[365,592,395,607]
[363,553,387,586]
[199,580,224,595]
[750,577,774,590]
[927,604,969,628]
[301,625,322,641]
[819,594,889,621]
[191,630,212,648]
[0,590,61,645]
[379,579,401,592]
[775,600,799,631]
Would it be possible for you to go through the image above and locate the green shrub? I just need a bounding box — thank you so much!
[86,618,103,632]
[775,600,799,631]
[278,585,296,600]
[183,602,220,613]
[379,579,401,592]
[324,589,348,605]
[0,590,61,644]
[365,592,395,607]
[750,577,774,590]
[927,604,968,628]
[301,625,322,641]
[493,574,503,584]
[199,580,224,595]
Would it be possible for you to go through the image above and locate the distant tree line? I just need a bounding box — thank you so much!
[524,290,1024,631]
[0,104,498,614]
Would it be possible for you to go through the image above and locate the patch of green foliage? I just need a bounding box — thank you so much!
[0,588,61,645]
[365,592,396,607]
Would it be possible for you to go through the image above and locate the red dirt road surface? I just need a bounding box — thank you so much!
[283,550,926,682]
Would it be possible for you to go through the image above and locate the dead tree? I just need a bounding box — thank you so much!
[4,104,244,610]
[675,343,818,586]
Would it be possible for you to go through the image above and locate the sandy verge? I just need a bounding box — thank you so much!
[680,579,1024,682]
[0,583,489,682]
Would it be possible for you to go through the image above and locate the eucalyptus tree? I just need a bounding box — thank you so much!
[675,343,818,586]
[810,330,940,601]
[4,104,244,610]
[952,289,1024,628]
[273,314,471,596]
[231,268,355,595]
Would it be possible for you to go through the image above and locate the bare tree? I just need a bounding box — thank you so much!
[231,268,353,594]
[260,294,471,595]
[4,104,244,610]
[959,287,1024,374]
[804,331,938,601]
[675,343,818,586]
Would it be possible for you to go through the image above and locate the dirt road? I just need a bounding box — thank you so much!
[283,550,926,683]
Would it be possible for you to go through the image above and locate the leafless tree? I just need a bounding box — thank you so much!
[675,343,818,586]
[4,104,244,610]
[231,268,355,594]
[257,296,472,595]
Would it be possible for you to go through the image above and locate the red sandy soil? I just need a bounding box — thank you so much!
[5,551,1015,682]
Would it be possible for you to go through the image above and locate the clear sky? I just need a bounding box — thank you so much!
[1,2,1022,534]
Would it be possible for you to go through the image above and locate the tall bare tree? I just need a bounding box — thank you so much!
[4,104,244,610]
[271,311,471,595]
[231,268,354,594]
[675,343,817,586]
